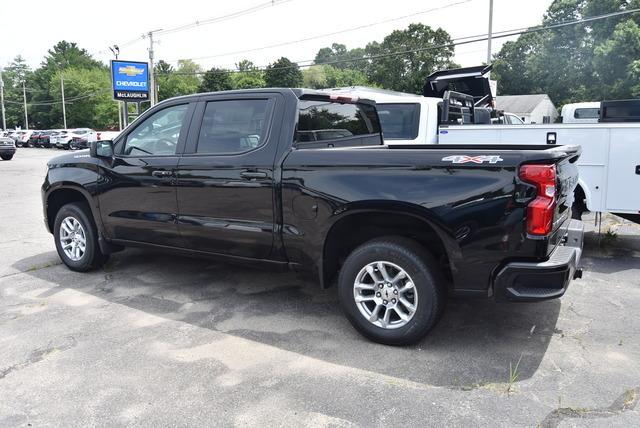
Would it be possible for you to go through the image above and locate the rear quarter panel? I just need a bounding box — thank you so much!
[281,147,548,293]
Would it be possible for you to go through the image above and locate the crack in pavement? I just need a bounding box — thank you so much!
[538,387,640,427]
[0,336,77,380]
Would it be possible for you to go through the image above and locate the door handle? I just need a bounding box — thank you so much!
[152,170,173,178]
[240,171,268,179]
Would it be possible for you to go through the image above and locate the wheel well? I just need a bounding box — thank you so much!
[322,212,452,288]
[46,188,90,232]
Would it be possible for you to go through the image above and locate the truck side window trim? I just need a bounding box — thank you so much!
[184,98,276,157]
[115,102,193,158]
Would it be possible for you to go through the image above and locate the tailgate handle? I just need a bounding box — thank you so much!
[546,132,557,145]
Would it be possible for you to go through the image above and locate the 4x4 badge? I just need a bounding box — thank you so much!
[442,155,503,164]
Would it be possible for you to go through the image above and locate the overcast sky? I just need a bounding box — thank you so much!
[2,0,553,71]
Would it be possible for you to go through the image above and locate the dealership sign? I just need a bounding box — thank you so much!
[111,60,149,101]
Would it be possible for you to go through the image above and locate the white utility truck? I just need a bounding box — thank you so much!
[328,65,640,223]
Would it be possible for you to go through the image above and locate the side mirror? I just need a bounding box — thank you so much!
[90,140,113,158]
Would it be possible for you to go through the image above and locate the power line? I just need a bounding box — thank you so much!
[165,0,474,62]
[159,7,640,76]
[155,0,296,36]
[4,89,109,106]
[96,0,296,56]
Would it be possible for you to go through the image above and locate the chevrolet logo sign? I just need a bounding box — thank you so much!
[118,65,145,77]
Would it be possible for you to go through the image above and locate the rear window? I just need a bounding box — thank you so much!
[574,108,599,119]
[376,103,420,140]
[297,100,381,144]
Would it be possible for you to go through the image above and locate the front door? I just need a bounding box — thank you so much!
[176,95,282,258]
[99,102,194,247]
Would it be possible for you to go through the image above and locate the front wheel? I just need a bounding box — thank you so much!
[338,236,445,346]
[1,154,13,160]
[53,202,108,271]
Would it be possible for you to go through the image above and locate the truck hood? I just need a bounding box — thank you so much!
[47,149,96,168]
[423,64,493,106]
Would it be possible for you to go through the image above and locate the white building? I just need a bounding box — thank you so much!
[496,94,558,124]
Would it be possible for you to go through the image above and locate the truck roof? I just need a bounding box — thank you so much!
[323,86,442,107]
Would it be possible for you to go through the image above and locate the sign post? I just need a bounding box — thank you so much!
[110,60,150,127]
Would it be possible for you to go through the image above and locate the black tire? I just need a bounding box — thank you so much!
[571,188,586,220]
[338,236,445,346]
[53,202,108,271]
[0,154,13,160]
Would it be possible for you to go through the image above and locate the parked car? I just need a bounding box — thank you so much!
[68,128,98,150]
[39,130,58,148]
[42,89,584,345]
[28,131,43,147]
[0,137,16,160]
[16,130,32,147]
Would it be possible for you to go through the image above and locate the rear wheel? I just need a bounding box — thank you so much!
[0,154,13,160]
[338,236,445,346]
[53,202,108,271]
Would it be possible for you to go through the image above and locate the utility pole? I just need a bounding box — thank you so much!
[487,0,494,65]
[146,29,163,106]
[0,67,6,131]
[22,80,28,130]
[60,71,67,129]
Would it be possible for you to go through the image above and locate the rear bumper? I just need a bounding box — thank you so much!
[494,219,583,302]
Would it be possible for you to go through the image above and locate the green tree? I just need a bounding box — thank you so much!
[491,0,640,105]
[363,23,457,94]
[28,41,104,128]
[302,64,373,89]
[156,59,201,101]
[230,60,266,89]
[1,56,33,129]
[264,57,302,87]
[48,67,118,129]
[199,67,233,92]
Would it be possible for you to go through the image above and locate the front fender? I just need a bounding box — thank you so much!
[43,163,103,236]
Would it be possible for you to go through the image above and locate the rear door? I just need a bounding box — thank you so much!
[176,93,283,258]
[606,127,640,213]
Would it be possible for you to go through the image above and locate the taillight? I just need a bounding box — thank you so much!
[519,164,557,236]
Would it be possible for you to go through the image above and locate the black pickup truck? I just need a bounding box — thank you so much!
[42,89,583,345]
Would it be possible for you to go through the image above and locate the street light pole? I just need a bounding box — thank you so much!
[60,71,67,129]
[146,29,162,106]
[0,67,6,131]
[22,80,28,130]
[110,44,123,131]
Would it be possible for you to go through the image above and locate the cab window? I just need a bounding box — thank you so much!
[195,99,270,154]
[123,104,188,156]
[297,100,381,143]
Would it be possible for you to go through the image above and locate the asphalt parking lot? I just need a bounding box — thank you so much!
[1,148,639,426]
